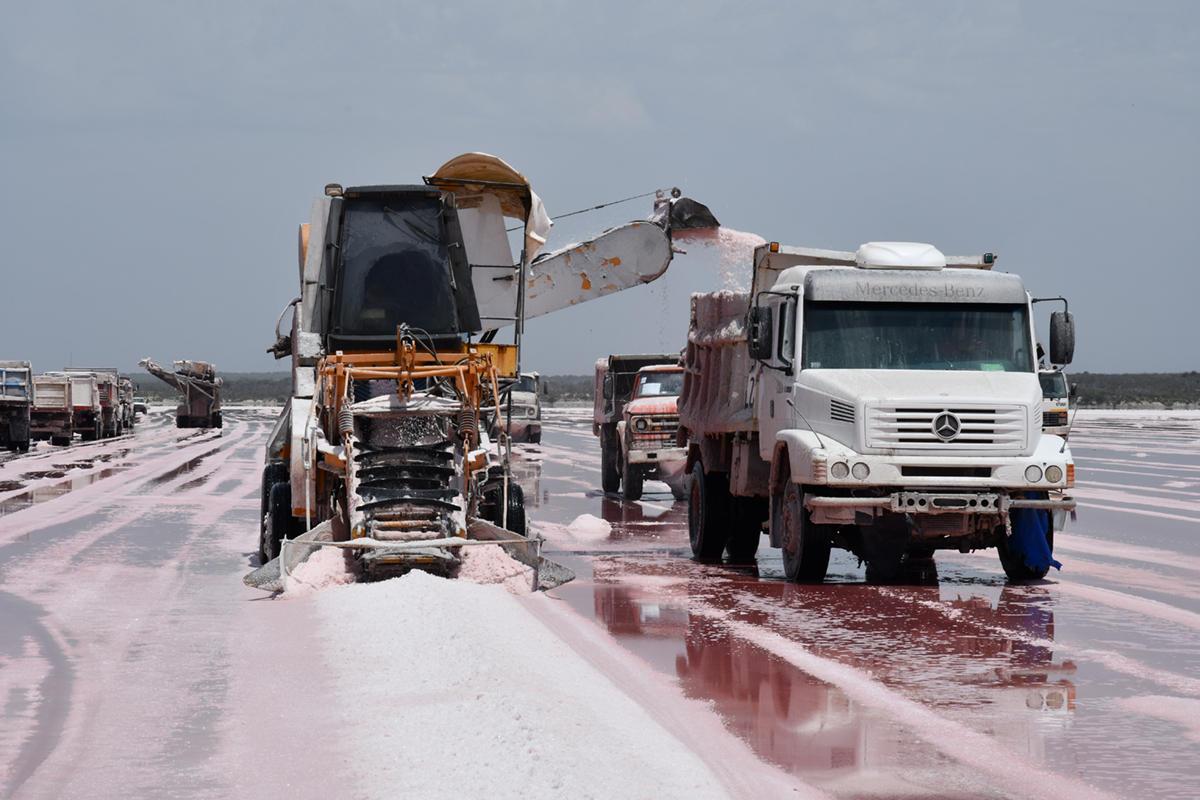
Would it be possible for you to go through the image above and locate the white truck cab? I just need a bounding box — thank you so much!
[679,241,1077,583]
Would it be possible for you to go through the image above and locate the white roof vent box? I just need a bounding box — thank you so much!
[855,242,946,270]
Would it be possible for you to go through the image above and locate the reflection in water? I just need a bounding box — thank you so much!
[0,469,125,518]
[582,559,1077,785]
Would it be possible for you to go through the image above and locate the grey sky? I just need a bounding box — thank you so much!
[2,1,1197,376]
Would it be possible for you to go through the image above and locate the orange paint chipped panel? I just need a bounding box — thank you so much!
[601,256,622,267]
[581,273,591,290]
[604,284,618,291]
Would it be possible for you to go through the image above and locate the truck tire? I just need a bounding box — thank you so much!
[259,463,289,562]
[688,461,729,559]
[51,436,71,447]
[725,496,767,562]
[212,412,223,428]
[779,481,830,582]
[600,426,621,494]
[622,459,643,501]
[176,415,187,429]
[265,481,296,562]
[996,518,1054,582]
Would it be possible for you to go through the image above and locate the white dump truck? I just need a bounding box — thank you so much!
[678,241,1077,582]
[1039,368,1072,437]
[30,374,74,446]
[0,361,33,452]
[505,372,543,443]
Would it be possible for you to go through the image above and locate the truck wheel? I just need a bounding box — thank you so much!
[622,459,643,501]
[212,412,223,428]
[51,436,70,447]
[176,416,187,429]
[266,481,295,562]
[259,464,289,562]
[688,461,729,559]
[996,519,1054,582]
[779,481,830,582]
[726,496,767,562]
[600,428,621,494]
[528,429,541,444]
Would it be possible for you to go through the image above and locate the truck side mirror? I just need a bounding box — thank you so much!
[1049,310,1075,365]
[602,373,614,401]
[1070,383,1077,398]
[542,383,549,396]
[747,306,773,361]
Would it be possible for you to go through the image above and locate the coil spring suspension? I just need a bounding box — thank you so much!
[339,406,354,439]
[457,406,478,445]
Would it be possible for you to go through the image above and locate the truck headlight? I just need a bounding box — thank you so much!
[852,462,870,480]
[1045,465,1063,483]
[1025,465,1043,483]
[830,462,849,479]
[634,417,649,432]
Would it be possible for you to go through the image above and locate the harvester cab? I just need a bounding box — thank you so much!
[250,152,716,592]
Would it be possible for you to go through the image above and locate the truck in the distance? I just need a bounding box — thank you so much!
[505,372,543,443]
[678,241,1077,582]
[1039,367,1073,437]
[30,374,74,446]
[593,355,687,500]
[0,361,33,452]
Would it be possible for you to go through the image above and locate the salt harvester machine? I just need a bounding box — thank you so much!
[245,152,717,591]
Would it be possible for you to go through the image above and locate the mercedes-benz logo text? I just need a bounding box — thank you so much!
[932,412,961,441]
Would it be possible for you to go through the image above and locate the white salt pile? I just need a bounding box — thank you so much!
[284,545,358,597]
[566,513,612,540]
[453,543,535,594]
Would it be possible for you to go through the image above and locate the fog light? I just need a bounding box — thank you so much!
[852,462,870,480]
[1025,465,1043,483]
[830,461,850,479]
[1045,465,1063,483]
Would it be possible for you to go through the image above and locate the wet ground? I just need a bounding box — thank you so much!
[525,409,1200,800]
[1,407,1198,798]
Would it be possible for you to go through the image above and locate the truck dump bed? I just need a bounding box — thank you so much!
[677,291,756,435]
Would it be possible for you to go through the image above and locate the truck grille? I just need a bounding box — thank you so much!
[866,405,1027,450]
[630,414,680,446]
[1043,410,1067,427]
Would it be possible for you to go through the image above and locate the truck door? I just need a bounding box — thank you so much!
[756,293,798,458]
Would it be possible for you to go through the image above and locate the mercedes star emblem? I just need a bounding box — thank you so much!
[932,412,961,441]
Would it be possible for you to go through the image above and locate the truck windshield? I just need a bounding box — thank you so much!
[516,376,537,393]
[635,372,683,397]
[802,301,1033,372]
[1039,371,1067,397]
[332,196,458,337]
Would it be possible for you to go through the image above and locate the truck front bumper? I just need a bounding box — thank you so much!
[805,492,1076,515]
[627,446,687,465]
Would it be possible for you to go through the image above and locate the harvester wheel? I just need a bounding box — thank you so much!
[688,461,729,559]
[622,459,643,501]
[266,481,296,562]
[505,483,527,536]
[259,464,289,562]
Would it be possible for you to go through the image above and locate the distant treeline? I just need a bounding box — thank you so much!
[136,372,291,404]
[1070,372,1200,409]
[134,371,1200,409]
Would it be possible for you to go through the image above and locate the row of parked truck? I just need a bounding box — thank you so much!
[0,363,143,450]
